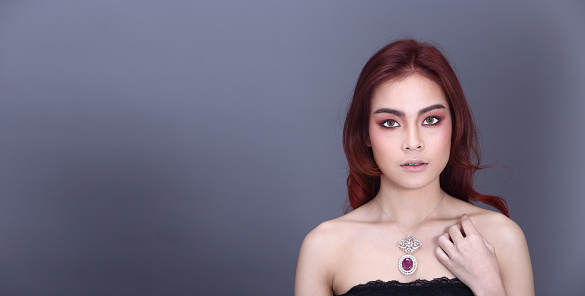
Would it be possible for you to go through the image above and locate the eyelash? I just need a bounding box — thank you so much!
[423,116,441,125]
[380,119,399,128]
[379,116,441,128]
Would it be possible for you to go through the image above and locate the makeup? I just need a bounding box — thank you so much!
[400,159,428,172]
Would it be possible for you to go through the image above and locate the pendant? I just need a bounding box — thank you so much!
[398,254,417,275]
[397,235,421,275]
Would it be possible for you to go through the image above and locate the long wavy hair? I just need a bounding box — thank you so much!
[343,39,509,217]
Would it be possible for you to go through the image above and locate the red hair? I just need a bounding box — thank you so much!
[343,39,509,217]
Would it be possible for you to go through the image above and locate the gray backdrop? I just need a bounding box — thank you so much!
[0,1,583,295]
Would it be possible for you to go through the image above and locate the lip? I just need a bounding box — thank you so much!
[400,159,428,172]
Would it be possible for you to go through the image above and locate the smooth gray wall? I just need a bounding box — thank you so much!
[0,1,583,295]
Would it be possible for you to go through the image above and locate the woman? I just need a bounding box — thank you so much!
[294,40,534,296]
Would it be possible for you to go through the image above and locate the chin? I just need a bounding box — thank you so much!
[385,175,438,190]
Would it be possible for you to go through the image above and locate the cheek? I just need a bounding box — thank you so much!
[368,124,393,149]
[434,122,452,156]
[368,127,394,168]
[439,127,452,147]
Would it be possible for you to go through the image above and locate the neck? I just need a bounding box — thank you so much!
[374,179,444,233]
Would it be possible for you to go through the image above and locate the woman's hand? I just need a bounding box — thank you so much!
[436,214,508,296]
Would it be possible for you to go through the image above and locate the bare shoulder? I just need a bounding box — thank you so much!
[469,208,531,265]
[447,198,534,295]
[299,218,348,256]
[445,197,526,246]
[467,207,527,249]
[295,211,367,296]
[298,209,368,259]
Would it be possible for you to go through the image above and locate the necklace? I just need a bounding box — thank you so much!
[374,192,444,276]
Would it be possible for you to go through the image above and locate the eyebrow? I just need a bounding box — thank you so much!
[373,104,446,117]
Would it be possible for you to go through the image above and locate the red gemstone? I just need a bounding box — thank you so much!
[402,258,413,271]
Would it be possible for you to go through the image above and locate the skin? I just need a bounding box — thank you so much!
[294,74,534,296]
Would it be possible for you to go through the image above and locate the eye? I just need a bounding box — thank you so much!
[422,116,440,125]
[380,119,399,128]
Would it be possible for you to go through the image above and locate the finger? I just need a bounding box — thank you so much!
[437,233,455,255]
[460,214,479,237]
[435,246,451,267]
[448,224,464,243]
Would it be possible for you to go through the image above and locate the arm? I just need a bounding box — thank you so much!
[436,214,534,296]
[489,215,534,296]
[294,225,335,296]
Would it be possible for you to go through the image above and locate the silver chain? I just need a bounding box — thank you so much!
[374,191,444,237]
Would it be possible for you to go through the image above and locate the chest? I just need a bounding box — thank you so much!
[332,227,455,295]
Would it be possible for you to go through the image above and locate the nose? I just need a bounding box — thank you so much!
[402,126,424,151]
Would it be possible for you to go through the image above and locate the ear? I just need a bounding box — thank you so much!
[366,135,372,147]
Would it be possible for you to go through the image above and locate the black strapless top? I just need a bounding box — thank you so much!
[336,277,473,296]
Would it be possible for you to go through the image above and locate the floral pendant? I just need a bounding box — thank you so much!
[397,235,421,275]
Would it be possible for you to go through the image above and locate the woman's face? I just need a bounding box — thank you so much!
[368,73,452,190]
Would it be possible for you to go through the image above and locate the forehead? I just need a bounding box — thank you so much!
[370,74,448,114]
